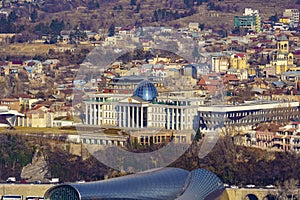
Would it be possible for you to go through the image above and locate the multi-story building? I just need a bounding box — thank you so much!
[0,98,21,112]
[211,55,229,73]
[234,8,261,33]
[85,79,300,146]
[86,80,200,132]
[229,53,248,70]
[25,106,54,128]
[198,101,300,134]
[85,80,202,146]
[254,123,300,152]
[234,15,261,33]
[85,93,130,126]
[283,9,299,24]
[269,34,295,74]
[243,8,259,16]
[104,75,164,94]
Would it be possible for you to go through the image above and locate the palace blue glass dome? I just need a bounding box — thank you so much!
[133,80,158,101]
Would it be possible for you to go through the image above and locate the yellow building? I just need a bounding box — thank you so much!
[149,56,171,64]
[229,53,248,69]
[247,67,256,76]
[277,34,289,54]
[270,34,295,74]
[289,67,300,71]
[279,17,291,24]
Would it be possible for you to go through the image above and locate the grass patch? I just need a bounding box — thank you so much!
[0,126,78,135]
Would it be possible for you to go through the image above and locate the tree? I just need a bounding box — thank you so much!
[174,10,180,20]
[283,178,299,200]
[88,0,99,10]
[269,14,278,23]
[199,23,205,30]
[8,11,17,23]
[135,3,140,13]
[35,91,45,99]
[130,0,136,6]
[30,9,38,23]
[208,1,216,10]
[184,0,193,8]
[108,23,115,37]
[0,17,8,33]
[50,19,65,35]
[153,10,159,22]
[34,23,50,35]
[192,45,200,62]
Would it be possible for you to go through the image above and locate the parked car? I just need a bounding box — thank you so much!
[230,185,239,189]
[33,180,41,184]
[1,195,22,200]
[20,179,26,184]
[6,177,16,183]
[49,178,59,184]
[265,185,275,188]
[25,196,44,200]
[246,184,256,188]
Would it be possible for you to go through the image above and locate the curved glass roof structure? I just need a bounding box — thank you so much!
[44,167,224,200]
[133,80,158,101]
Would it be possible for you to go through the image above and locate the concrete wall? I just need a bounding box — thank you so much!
[220,188,283,200]
[0,184,282,200]
[0,184,53,198]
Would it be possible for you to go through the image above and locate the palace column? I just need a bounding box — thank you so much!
[141,106,143,128]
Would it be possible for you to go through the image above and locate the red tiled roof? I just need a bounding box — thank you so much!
[234,53,245,58]
[14,94,33,98]
[223,74,239,82]
[32,105,43,110]
[0,98,19,102]
[12,61,23,65]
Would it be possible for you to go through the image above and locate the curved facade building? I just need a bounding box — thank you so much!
[133,80,158,101]
[44,167,224,200]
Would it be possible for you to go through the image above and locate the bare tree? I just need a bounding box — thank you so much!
[283,178,299,200]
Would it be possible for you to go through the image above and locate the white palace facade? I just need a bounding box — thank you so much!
[84,80,300,139]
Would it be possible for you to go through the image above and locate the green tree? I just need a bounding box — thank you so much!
[153,10,159,22]
[8,11,17,23]
[192,45,200,62]
[35,91,45,99]
[269,14,278,22]
[199,23,205,30]
[184,0,193,8]
[130,0,136,6]
[208,1,215,10]
[174,10,180,19]
[135,3,140,13]
[34,23,50,35]
[50,19,65,35]
[0,17,8,33]
[108,23,115,37]
[30,9,38,23]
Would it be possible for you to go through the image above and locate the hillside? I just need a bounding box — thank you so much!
[0,130,300,186]
[4,0,300,36]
